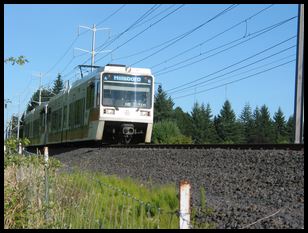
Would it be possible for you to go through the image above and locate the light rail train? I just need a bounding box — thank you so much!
[23,64,154,145]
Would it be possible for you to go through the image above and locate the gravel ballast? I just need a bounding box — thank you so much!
[52,147,304,229]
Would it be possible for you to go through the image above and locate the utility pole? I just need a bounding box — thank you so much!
[17,95,21,140]
[75,24,111,72]
[294,4,304,144]
[4,98,11,139]
[33,72,43,106]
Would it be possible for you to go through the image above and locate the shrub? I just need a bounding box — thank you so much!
[152,121,192,144]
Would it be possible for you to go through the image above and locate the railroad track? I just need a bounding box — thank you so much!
[26,143,304,156]
[106,143,304,151]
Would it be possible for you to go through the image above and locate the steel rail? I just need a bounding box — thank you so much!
[105,143,304,151]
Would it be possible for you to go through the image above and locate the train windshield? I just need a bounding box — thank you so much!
[102,73,152,109]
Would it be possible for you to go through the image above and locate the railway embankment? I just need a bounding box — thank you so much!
[53,147,304,229]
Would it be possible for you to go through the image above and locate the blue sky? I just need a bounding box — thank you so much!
[4,4,299,129]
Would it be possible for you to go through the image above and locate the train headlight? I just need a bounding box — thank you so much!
[140,110,150,116]
[104,108,115,114]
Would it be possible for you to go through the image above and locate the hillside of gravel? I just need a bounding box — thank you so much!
[52,147,304,229]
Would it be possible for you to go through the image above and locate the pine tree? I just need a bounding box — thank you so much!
[173,106,193,137]
[26,88,53,112]
[273,107,288,143]
[214,100,242,143]
[259,105,275,143]
[251,105,275,143]
[286,115,295,143]
[190,102,215,144]
[154,85,174,122]
[52,73,64,95]
[239,103,254,143]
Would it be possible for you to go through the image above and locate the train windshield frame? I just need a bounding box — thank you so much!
[102,73,153,109]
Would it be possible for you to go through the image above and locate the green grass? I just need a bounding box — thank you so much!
[4,154,179,229]
[5,154,214,229]
[50,170,179,229]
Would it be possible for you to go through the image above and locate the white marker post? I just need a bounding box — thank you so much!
[44,146,49,221]
[179,180,191,229]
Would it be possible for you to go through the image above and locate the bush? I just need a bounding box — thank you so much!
[152,121,192,144]
[4,137,30,155]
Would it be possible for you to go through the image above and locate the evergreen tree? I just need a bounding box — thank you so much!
[214,100,242,143]
[259,105,275,143]
[251,105,274,143]
[239,103,254,143]
[173,106,193,137]
[273,107,288,143]
[190,102,215,144]
[52,73,64,94]
[286,115,295,143]
[26,88,53,112]
[154,85,174,122]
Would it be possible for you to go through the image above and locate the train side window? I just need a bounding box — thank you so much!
[63,105,67,128]
[58,109,62,131]
[86,83,95,109]
[96,82,100,106]
[69,103,74,128]
[75,100,79,126]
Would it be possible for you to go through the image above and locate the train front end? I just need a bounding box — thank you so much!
[100,65,154,144]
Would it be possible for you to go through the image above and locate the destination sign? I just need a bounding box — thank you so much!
[103,74,152,84]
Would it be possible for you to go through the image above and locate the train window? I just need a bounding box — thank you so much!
[74,100,79,126]
[69,103,74,128]
[96,82,100,106]
[63,105,67,128]
[58,109,62,131]
[86,84,95,109]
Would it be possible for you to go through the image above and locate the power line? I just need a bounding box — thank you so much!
[155,16,297,76]
[96,4,126,27]
[170,45,296,95]
[196,53,295,88]
[41,6,126,89]
[129,4,239,66]
[166,35,297,93]
[149,4,275,69]
[93,4,186,65]
[173,59,296,100]
[93,4,162,57]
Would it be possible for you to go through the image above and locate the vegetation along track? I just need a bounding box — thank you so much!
[41,144,304,229]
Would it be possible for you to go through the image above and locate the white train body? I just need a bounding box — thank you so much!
[23,64,154,145]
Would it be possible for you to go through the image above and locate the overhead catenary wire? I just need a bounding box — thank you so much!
[166,35,297,93]
[93,4,186,65]
[196,53,296,89]
[173,59,296,100]
[129,4,239,66]
[155,15,297,76]
[40,5,127,90]
[169,45,296,95]
[96,4,126,27]
[90,4,163,58]
[149,4,275,69]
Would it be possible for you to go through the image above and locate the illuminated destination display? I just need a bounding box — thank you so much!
[103,74,152,84]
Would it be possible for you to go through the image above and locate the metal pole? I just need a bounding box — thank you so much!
[91,24,96,72]
[76,24,111,74]
[17,95,21,140]
[39,72,42,106]
[294,4,304,144]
